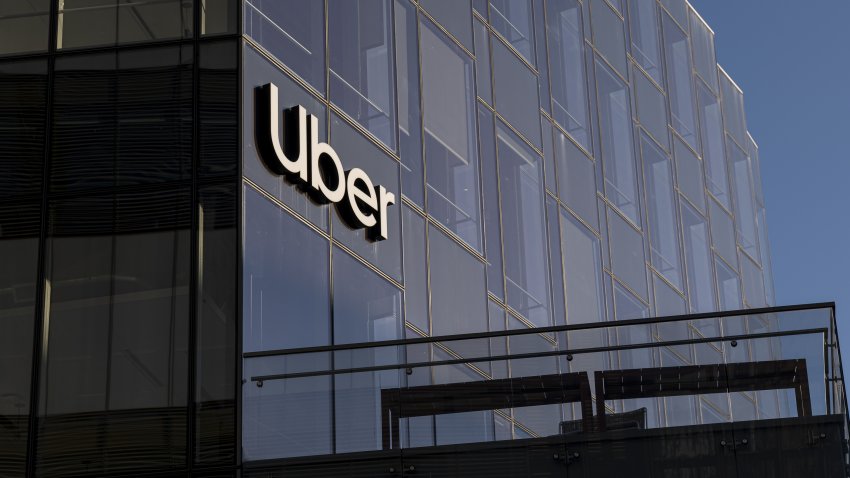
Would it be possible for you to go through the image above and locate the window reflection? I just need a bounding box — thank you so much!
[561,210,604,324]
[429,227,489,336]
[244,0,325,92]
[720,70,748,146]
[715,257,742,311]
[597,59,640,225]
[555,129,597,229]
[590,0,627,77]
[642,134,683,289]
[478,106,505,298]
[0,0,49,55]
[662,13,698,150]
[396,0,425,206]
[689,10,717,91]
[681,200,715,313]
[492,39,541,147]
[728,138,759,260]
[329,0,397,149]
[489,0,535,63]
[608,208,648,299]
[421,19,482,251]
[547,0,591,151]
[497,123,551,327]
[628,0,662,84]
[243,187,330,352]
[696,82,730,208]
[57,0,193,49]
[420,0,473,50]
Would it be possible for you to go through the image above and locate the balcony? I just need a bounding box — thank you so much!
[242,303,848,477]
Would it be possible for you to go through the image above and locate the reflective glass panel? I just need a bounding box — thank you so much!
[428,227,489,335]
[492,39,541,147]
[697,82,730,208]
[642,134,682,289]
[489,0,535,63]
[689,9,717,91]
[681,199,715,313]
[561,209,605,324]
[396,0,425,206]
[608,208,648,300]
[715,256,741,311]
[420,0,473,50]
[243,187,330,352]
[421,19,482,251]
[244,0,325,92]
[709,197,736,269]
[403,206,429,332]
[741,254,766,308]
[328,0,396,149]
[478,106,505,298]
[627,0,662,84]
[634,66,669,150]
[673,135,705,212]
[590,0,627,77]
[497,122,551,327]
[547,0,591,150]
[474,18,492,105]
[0,0,49,55]
[720,71,748,147]
[662,13,698,150]
[728,138,759,260]
[57,0,192,49]
[597,59,639,224]
[555,128,597,229]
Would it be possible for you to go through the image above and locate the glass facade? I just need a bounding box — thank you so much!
[0,1,825,477]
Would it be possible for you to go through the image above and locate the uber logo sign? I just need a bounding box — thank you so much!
[255,83,396,241]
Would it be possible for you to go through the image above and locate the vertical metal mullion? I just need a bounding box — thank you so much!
[235,0,245,469]
[25,0,60,474]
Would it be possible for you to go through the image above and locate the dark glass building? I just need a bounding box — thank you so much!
[0,1,847,477]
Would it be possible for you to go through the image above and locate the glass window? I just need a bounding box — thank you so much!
[196,184,237,466]
[546,197,567,325]
[720,70,747,146]
[429,227,489,335]
[421,19,482,251]
[0,0,49,55]
[51,47,193,193]
[332,249,403,454]
[330,113,403,281]
[661,0,688,30]
[0,59,47,200]
[634,67,669,149]
[561,209,605,324]
[662,13,699,150]
[689,9,717,91]
[492,39,541,147]
[0,204,39,477]
[547,0,591,151]
[396,0,424,207]
[627,0,662,84]
[201,0,238,36]
[420,0,474,50]
[741,254,766,308]
[243,187,330,352]
[555,128,597,229]
[681,200,715,313]
[489,0,535,63]
[696,83,730,209]
[608,208,648,300]
[199,40,239,180]
[597,59,640,225]
[653,273,686,316]
[534,0,550,114]
[642,134,682,290]
[715,256,741,311]
[39,190,190,476]
[497,122,551,327]
[242,44,329,230]
[329,0,396,149]
[728,138,759,259]
[403,206,429,333]
[590,0,627,77]
[756,207,775,305]
[478,106,505,298]
[673,135,706,212]
[333,248,403,345]
[474,18,492,105]
[244,0,325,92]
[57,0,192,49]
[709,197,736,269]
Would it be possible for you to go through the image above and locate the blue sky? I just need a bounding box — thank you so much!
[687,1,850,342]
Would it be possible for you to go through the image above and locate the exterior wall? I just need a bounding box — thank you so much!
[241,0,776,464]
[0,1,241,476]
